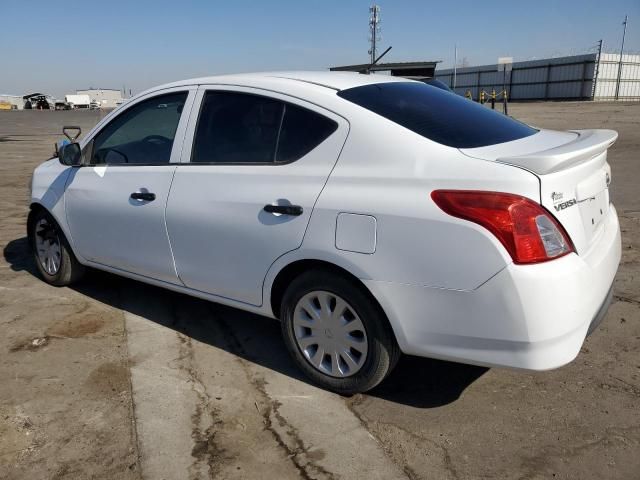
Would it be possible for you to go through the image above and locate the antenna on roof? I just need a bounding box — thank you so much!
[362,46,392,74]
[368,5,382,64]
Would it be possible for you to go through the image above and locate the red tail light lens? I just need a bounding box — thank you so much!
[431,190,574,264]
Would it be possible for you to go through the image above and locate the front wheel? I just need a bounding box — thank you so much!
[28,209,85,286]
[280,270,400,394]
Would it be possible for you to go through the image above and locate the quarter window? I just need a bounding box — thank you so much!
[277,104,338,163]
[90,92,187,165]
[191,91,337,164]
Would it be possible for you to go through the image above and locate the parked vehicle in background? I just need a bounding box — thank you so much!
[23,93,52,110]
[28,72,621,394]
[54,102,71,111]
[65,94,91,109]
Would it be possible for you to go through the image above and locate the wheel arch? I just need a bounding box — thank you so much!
[27,202,48,246]
[27,201,81,263]
[269,259,398,345]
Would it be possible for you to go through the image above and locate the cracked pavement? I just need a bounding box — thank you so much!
[1,103,639,479]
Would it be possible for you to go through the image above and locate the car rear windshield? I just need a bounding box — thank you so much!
[337,82,537,148]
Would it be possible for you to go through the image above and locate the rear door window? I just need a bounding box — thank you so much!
[192,91,337,164]
[337,82,537,148]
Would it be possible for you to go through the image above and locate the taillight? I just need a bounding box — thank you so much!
[431,190,574,264]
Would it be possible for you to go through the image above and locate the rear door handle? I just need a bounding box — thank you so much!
[130,192,156,201]
[263,204,303,216]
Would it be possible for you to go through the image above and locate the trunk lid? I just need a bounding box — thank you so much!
[461,129,618,255]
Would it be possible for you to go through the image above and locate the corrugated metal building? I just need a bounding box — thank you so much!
[76,88,123,109]
[435,53,640,101]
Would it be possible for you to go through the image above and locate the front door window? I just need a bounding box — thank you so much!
[90,92,187,165]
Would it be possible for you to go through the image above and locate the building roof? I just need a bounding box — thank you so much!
[330,61,441,79]
[76,88,122,91]
[330,60,440,73]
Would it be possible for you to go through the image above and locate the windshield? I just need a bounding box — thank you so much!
[337,82,537,148]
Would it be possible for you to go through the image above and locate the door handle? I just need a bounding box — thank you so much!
[263,204,303,216]
[130,192,156,201]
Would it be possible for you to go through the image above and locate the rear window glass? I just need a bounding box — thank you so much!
[337,82,537,148]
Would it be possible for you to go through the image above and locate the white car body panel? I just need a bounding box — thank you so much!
[166,85,350,306]
[63,86,197,283]
[364,205,620,369]
[65,165,180,283]
[299,108,540,291]
[29,71,621,373]
[30,159,74,241]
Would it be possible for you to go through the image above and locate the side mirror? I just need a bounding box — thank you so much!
[59,142,82,166]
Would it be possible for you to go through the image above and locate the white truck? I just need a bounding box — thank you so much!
[64,94,91,109]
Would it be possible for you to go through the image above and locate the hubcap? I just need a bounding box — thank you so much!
[34,218,61,275]
[293,291,368,378]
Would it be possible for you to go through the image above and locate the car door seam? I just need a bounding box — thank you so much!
[165,87,198,286]
[258,119,352,308]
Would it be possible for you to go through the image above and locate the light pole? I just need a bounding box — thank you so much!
[615,15,628,100]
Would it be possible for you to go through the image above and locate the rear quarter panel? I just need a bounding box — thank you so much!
[293,110,543,291]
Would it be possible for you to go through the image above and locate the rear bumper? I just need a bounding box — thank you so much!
[587,283,613,338]
[364,204,621,370]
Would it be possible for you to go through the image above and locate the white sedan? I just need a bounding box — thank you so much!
[29,72,621,394]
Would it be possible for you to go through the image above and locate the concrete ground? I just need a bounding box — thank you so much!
[1,102,638,480]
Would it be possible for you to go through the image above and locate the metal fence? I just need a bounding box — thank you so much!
[594,53,640,100]
[435,53,640,101]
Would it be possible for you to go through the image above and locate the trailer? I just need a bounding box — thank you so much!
[64,94,91,109]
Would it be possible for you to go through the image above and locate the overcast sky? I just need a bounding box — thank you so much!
[1,0,638,98]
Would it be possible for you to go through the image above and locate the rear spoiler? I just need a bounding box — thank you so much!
[496,129,618,175]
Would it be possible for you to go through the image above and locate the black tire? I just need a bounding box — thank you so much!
[28,209,85,286]
[280,269,400,395]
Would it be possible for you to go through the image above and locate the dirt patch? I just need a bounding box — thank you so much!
[47,313,105,338]
[0,408,40,466]
[85,362,129,398]
[1,110,138,480]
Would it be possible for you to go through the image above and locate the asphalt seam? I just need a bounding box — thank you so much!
[613,294,640,307]
[176,332,225,480]
[210,305,337,480]
[120,289,143,479]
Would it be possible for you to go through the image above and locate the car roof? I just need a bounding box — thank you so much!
[149,71,413,93]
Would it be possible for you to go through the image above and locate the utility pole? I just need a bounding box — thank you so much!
[368,5,381,65]
[615,15,628,100]
[592,39,603,99]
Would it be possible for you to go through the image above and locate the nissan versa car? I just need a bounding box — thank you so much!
[29,72,621,394]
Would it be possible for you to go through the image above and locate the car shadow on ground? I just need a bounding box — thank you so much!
[4,236,487,408]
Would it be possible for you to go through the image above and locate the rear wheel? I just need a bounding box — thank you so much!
[28,209,85,286]
[280,269,400,394]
